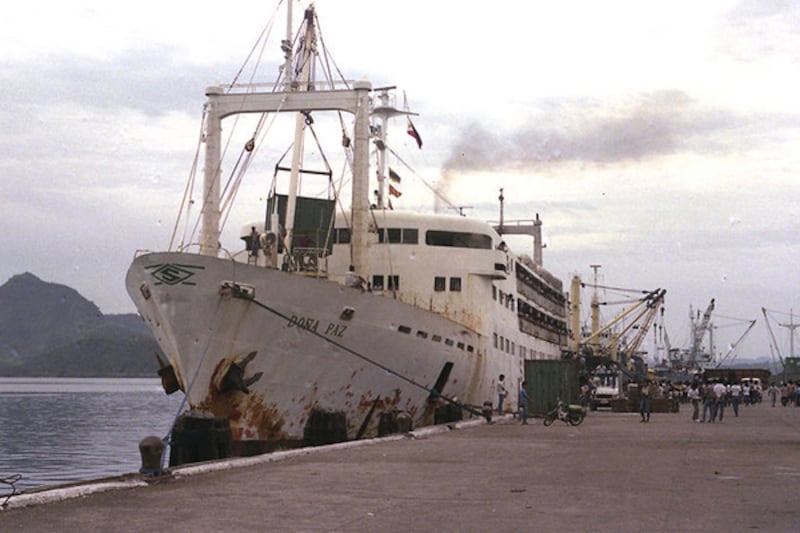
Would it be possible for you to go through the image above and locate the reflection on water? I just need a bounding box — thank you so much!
[0,378,184,492]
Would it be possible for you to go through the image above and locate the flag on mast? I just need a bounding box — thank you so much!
[407,118,422,149]
[388,167,402,183]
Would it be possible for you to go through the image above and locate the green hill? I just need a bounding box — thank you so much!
[0,273,158,377]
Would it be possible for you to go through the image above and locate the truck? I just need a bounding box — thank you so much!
[590,367,622,410]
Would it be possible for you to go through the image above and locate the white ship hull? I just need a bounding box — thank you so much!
[127,251,518,449]
[125,5,569,455]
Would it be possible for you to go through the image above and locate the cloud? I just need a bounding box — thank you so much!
[440,90,775,174]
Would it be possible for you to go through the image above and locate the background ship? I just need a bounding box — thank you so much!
[126,3,568,456]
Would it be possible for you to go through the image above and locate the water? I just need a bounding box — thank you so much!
[0,378,184,493]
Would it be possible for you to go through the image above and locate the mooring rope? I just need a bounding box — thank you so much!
[159,299,228,470]
[1,474,22,507]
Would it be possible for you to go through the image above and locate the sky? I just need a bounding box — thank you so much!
[1,0,799,365]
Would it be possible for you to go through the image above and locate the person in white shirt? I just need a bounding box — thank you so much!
[496,374,507,414]
[713,380,727,422]
[729,381,742,417]
[687,382,701,421]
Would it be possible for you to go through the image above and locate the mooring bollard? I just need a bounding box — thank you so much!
[482,401,493,423]
[396,411,412,433]
[139,436,165,475]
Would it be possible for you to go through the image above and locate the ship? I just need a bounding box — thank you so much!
[125,3,568,455]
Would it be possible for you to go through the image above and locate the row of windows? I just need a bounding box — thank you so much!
[518,299,568,334]
[493,332,550,359]
[434,276,462,292]
[397,324,475,353]
[492,286,515,310]
[334,227,492,250]
[368,275,464,293]
[494,283,567,334]
[370,275,400,291]
[515,262,566,306]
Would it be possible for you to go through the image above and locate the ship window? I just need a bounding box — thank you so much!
[434,276,446,291]
[493,332,498,348]
[457,342,465,350]
[492,286,497,300]
[467,345,474,353]
[388,275,400,290]
[398,325,412,334]
[402,228,418,244]
[387,228,401,243]
[505,338,510,353]
[417,330,428,339]
[377,227,385,243]
[425,230,492,249]
[372,275,384,291]
[336,228,351,244]
[432,334,442,342]
[449,277,462,292]
[445,338,454,346]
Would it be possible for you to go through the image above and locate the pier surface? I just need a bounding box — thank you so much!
[2,401,799,532]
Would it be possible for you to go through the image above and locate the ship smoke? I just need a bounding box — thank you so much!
[436,90,705,208]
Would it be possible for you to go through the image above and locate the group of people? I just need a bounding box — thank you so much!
[685,379,765,422]
[769,381,800,407]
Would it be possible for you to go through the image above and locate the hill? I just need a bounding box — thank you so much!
[0,273,159,377]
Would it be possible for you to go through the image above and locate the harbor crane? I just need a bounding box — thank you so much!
[688,299,715,367]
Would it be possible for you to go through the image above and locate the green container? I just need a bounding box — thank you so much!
[524,359,580,415]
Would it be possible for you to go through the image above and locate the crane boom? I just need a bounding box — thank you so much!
[624,290,667,360]
[762,307,785,370]
[689,298,715,364]
[714,319,756,368]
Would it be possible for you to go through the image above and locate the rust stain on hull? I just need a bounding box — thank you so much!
[196,357,288,443]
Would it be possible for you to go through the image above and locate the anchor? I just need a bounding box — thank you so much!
[219,351,263,394]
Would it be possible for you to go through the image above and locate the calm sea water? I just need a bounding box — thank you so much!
[0,378,184,493]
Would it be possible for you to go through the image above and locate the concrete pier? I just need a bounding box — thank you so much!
[2,402,799,532]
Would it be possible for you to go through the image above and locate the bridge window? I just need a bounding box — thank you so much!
[336,228,351,244]
[387,228,401,243]
[402,228,419,244]
[425,230,492,249]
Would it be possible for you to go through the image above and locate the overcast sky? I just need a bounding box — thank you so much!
[2,1,799,364]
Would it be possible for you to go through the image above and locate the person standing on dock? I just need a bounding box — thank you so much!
[701,381,716,422]
[768,383,778,407]
[496,374,507,415]
[639,380,652,423]
[713,380,727,422]
[730,381,742,417]
[687,382,701,422]
[518,381,528,424]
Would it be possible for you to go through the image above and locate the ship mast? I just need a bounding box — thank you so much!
[283,6,317,260]
[198,5,372,267]
[371,87,412,210]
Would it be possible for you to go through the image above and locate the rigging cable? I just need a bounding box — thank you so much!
[244,292,486,419]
